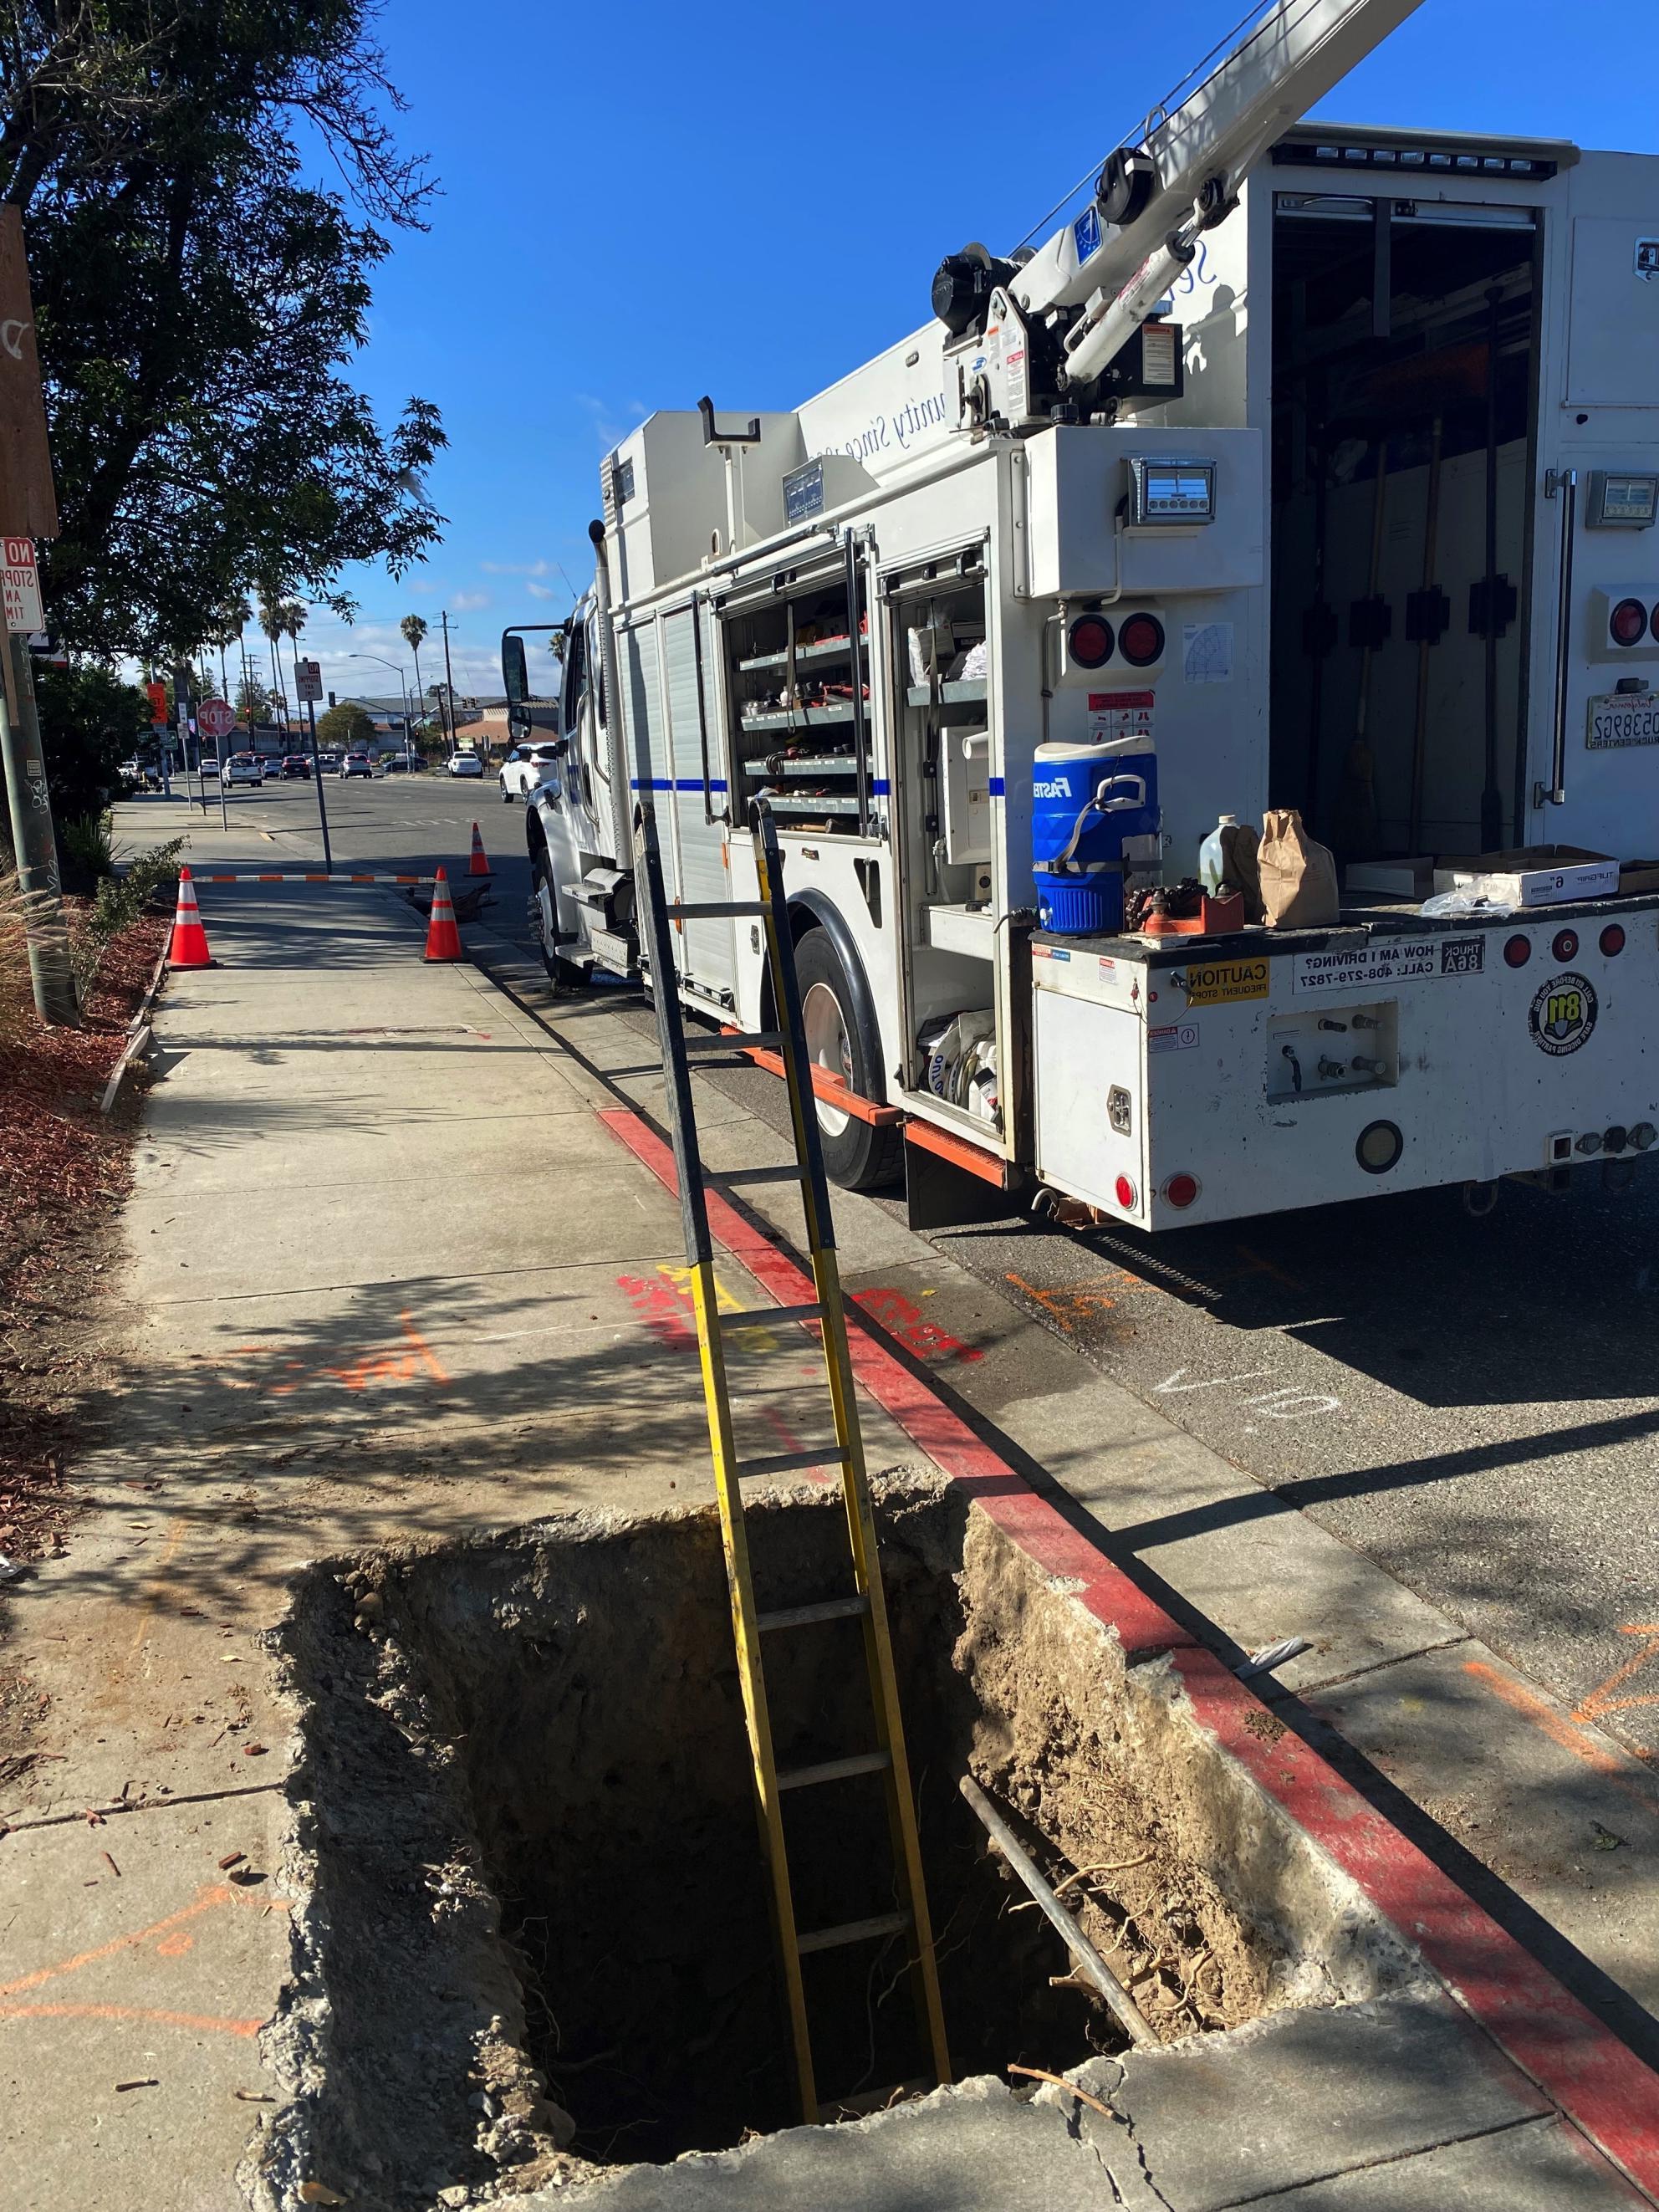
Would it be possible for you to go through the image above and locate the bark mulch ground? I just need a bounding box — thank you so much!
[0,902,170,1576]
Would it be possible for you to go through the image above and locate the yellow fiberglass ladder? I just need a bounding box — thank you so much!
[635,799,950,2123]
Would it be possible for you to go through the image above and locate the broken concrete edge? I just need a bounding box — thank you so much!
[595,1101,1659,2206]
[99,934,172,1114]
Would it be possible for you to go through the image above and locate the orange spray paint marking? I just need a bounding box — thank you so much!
[1464,1661,1659,1818]
[0,2001,262,2039]
[126,1518,188,1654]
[1575,1625,1659,1725]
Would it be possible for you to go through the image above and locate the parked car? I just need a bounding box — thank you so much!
[447,749,484,778]
[498,741,565,801]
[339,753,372,779]
[225,752,265,787]
[378,753,409,774]
[279,754,311,779]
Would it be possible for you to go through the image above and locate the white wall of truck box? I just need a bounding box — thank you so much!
[1032,902,1659,1229]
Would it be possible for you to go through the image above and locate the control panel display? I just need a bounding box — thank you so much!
[1587,471,1659,529]
[1127,455,1216,529]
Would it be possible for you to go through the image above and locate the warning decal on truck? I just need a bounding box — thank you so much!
[1294,941,1439,995]
[1178,957,1268,1006]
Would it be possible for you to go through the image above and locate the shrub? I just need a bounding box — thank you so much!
[60,809,117,880]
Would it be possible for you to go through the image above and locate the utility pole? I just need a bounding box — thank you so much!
[441,609,458,753]
[0,204,73,1024]
[0,632,76,1024]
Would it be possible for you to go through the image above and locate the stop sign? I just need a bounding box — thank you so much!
[197,698,236,741]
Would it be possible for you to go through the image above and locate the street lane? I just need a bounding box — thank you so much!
[176,764,540,953]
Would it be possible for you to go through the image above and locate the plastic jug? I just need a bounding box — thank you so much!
[1198,814,1238,894]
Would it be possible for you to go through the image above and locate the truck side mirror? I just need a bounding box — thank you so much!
[502,632,531,737]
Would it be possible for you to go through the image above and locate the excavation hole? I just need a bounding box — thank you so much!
[269,1478,1418,2199]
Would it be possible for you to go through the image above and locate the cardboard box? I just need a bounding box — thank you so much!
[1345,856,1435,899]
[1432,845,1618,908]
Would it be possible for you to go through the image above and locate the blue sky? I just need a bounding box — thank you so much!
[311,0,1659,705]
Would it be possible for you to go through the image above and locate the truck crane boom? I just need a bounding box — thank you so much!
[934,0,1427,427]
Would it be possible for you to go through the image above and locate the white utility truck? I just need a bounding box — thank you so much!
[503,0,1659,1232]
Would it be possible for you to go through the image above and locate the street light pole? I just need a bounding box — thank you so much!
[440,610,459,754]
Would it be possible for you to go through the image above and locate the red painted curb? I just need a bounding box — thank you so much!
[597,1103,1659,2200]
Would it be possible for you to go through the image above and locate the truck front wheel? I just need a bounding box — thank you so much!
[793,927,900,1192]
[530,848,585,989]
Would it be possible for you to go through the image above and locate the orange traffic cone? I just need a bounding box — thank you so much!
[467,821,490,876]
[168,866,212,968]
[424,866,462,962]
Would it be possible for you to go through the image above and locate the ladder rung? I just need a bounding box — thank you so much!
[778,1750,891,1791]
[714,1163,801,1186]
[733,1301,822,1328]
[681,1029,782,1053]
[736,1446,848,1479]
[756,1594,872,1633]
[797,1910,911,1956]
[664,900,771,920]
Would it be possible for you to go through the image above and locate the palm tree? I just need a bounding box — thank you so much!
[400,614,428,727]
[280,602,311,738]
[209,596,253,720]
[257,590,289,729]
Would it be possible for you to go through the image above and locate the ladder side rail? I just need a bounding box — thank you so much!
[635,806,820,2118]
[749,799,952,2088]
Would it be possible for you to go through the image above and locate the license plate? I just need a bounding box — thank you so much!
[1586,692,1659,749]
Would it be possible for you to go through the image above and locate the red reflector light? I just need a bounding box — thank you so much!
[1600,923,1626,957]
[1118,612,1166,667]
[1114,1173,1137,1210]
[1651,603,1659,642]
[1503,934,1532,968]
[1162,1172,1199,1209]
[1069,615,1115,669]
[1611,596,1647,646]
[1553,927,1579,961]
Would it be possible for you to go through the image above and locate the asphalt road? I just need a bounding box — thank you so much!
[137,774,1659,1764]
[181,762,540,952]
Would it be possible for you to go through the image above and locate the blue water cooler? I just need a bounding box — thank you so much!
[1031,738,1160,933]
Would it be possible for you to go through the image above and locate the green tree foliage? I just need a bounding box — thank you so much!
[0,3,447,663]
[315,701,375,751]
[32,662,148,821]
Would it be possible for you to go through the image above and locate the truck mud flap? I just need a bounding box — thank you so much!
[904,1121,1025,1231]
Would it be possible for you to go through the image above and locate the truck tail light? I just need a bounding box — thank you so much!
[1118,612,1166,667]
[1114,1173,1138,1210]
[1161,1172,1199,1208]
[1553,928,1578,961]
[1631,1121,1656,1150]
[1600,923,1626,956]
[1651,603,1659,641]
[1503,934,1532,968]
[1611,596,1647,646]
[1069,614,1114,669]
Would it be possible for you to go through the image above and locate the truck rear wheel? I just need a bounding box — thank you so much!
[793,927,901,1193]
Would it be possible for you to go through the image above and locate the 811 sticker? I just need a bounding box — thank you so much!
[1529,971,1597,1055]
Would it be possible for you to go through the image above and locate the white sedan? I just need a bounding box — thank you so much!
[447,749,484,778]
[498,741,565,800]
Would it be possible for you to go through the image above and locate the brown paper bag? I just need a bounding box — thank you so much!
[1219,820,1264,924]
[1258,809,1339,928]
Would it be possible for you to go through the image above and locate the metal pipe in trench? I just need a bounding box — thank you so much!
[958,1774,1156,2048]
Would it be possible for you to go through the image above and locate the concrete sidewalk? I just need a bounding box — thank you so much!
[1,872,1655,2209]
